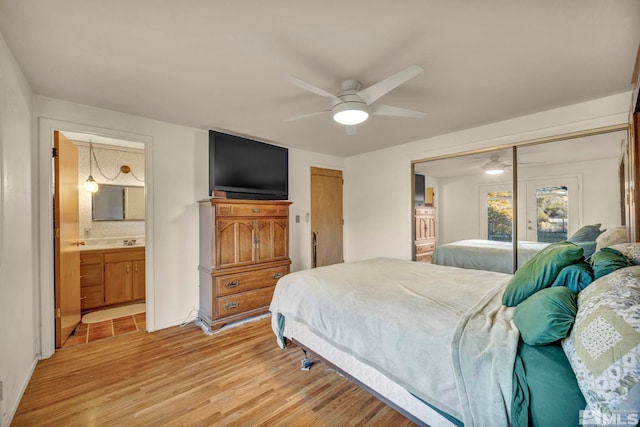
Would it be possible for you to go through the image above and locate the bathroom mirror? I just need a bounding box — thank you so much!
[92,184,145,221]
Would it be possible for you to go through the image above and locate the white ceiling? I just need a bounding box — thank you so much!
[0,1,638,158]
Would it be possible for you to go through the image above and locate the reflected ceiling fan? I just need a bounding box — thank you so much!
[285,64,426,130]
[482,155,542,175]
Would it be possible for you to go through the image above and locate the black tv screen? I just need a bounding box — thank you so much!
[209,130,288,200]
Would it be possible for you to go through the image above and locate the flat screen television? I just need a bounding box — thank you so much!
[209,130,288,200]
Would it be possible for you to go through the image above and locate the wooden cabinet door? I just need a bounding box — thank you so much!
[217,220,256,268]
[415,214,428,241]
[256,219,289,263]
[425,214,436,240]
[132,259,145,300]
[104,261,133,304]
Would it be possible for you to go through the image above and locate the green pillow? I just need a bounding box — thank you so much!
[550,260,594,293]
[590,247,630,280]
[514,287,577,345]
[503,241,584,307]
[568,223,604,243]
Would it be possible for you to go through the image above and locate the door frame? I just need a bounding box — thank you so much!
[38,118,154,359]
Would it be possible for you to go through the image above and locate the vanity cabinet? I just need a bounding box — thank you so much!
[80,253,104,310]
[415,206,436,262]
[198,199,292,332]
[80,247,145,310]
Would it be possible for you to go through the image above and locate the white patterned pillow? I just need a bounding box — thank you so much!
[610,243,640,265]
[562,266,640,415]
[595,227,629,251]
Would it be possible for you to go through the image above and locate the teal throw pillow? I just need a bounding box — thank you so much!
[568,223,604,243]
[514,287,577,346]
[550,260,594,294]
[502,241,584,307]
[590,247,630,280]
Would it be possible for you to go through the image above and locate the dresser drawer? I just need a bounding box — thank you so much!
[416,253,433,263]
[80,264,103,286]
[216,203,287,217]
[216,286,275,318]
[416,242,435,254]
[80,253,102,265]
[215,266,288,297]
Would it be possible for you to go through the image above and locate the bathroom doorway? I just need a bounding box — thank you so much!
[55,130,147,348]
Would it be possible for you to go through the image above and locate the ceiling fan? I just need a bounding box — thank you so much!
[284,64,426,128]
[483,155,510,175]
[482,155,543,175]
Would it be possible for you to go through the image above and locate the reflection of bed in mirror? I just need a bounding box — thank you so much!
[431,235,603,274]
[431,239,549,273]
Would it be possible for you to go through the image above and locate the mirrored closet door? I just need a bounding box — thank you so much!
[413,128,627,274]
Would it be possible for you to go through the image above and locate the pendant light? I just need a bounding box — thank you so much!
[84,141,99,193]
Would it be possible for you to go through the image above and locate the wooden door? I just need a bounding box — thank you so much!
[104,261,133,304]
[132,259,146,300]
[310,167,343,267]
[53,131,82,347]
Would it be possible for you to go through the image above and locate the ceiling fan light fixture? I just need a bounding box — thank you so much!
[332,102,369,125]
[485,168,505,175]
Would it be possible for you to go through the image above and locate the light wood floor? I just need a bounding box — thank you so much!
[13,317,417,426]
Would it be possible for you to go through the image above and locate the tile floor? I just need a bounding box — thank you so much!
[64,312,146,347]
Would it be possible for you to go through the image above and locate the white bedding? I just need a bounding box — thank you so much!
[431,239,550,273]
[269,258,519,426]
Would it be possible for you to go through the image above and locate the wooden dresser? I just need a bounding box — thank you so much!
[415,206,436,262]
[198,198,292,332]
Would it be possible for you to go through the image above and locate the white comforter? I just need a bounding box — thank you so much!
[269,258,519,426]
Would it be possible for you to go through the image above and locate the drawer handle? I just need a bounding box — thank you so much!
[225,280,239,289]
[252,208,261,213]
[272,272,283,279]
[80,275,87,278]
[225,301,239,310]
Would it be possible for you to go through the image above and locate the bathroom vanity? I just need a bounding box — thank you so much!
[80,244,145,310]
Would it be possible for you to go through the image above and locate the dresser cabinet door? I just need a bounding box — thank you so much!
[217,220,256,268]
[256,219,289,263]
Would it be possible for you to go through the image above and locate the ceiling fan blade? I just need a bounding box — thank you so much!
[283,110,330,122]
[357,64,424,105]
[370,103,426,119]
[288,76,341,102]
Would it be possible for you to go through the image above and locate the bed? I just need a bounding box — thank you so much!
[431,239,549,273]
[269,249,640,426]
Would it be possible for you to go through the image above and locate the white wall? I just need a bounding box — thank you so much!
[344,92,631,262]
[0,35,36,427]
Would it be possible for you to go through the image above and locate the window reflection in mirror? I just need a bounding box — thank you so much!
[92,184,145,221]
